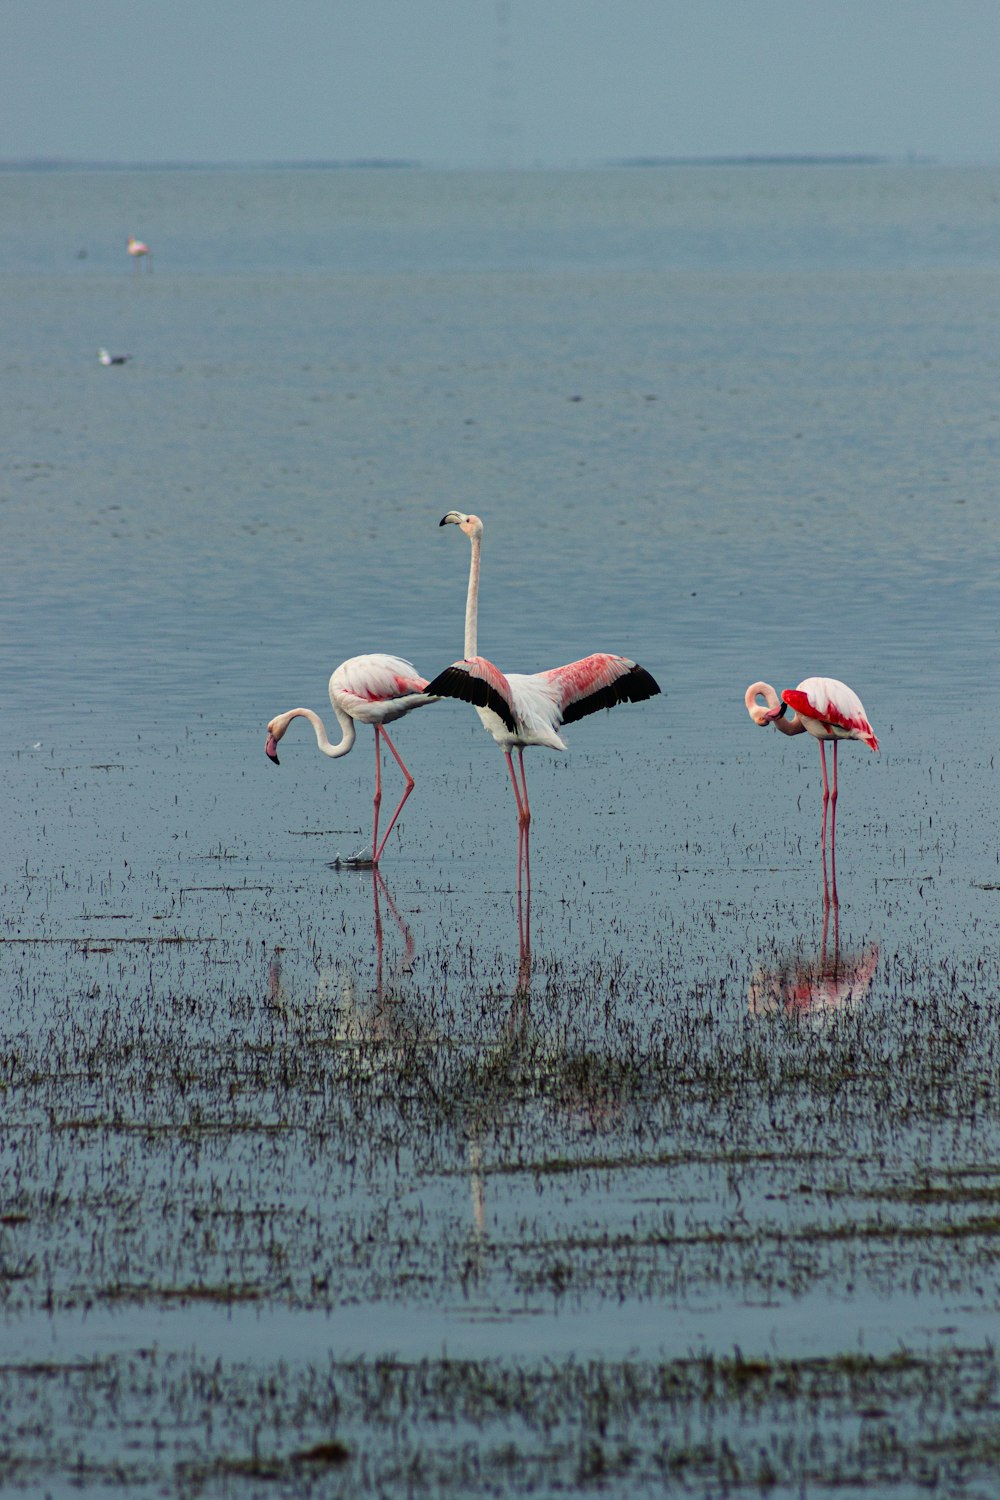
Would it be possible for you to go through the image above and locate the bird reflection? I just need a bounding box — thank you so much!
[516,879,531,998]
[265,869,415,1034]
[465,881,632,1282]
[371,868,415,1001]
[470,876,530,1278]
[748,896,879,1020]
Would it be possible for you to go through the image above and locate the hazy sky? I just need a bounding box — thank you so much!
[3,0,1000,167]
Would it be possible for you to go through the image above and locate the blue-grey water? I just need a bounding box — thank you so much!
[3,165,1000,1495]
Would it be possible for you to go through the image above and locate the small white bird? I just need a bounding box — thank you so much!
[98,348,131,366]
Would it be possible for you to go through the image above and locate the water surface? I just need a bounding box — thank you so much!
[2,163,1000,1496]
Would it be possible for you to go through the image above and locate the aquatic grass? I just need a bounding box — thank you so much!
[1,1344,998,1495]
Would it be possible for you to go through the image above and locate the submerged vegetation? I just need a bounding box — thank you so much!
[2,812,1000,1493]
[2,1344,1000,1494]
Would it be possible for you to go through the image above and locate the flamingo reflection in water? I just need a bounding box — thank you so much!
[266,870,416,1038]
[466,880,640,1276]
[466,872,533,1260]
[748,898,879,1022]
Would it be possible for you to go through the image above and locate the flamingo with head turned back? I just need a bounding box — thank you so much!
[745,676,879,900]
[127,234,152,270]
[428,511,660,878]
[265,653,437,865]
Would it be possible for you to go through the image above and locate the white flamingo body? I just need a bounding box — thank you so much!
[325,653,434,728]
[434,653,655,753]
[266,653,437,864]
[745,675,878,899]
[780,676,878,750]
[429,512,660,847]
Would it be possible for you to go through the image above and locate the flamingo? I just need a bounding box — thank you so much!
[265,653,437,865]
[745,676,879,900]
[428,511,660,874]
[127,234,152,270]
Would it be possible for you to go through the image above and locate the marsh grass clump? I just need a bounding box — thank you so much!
[1,1344,998,1495]
[4,930,1000,1321]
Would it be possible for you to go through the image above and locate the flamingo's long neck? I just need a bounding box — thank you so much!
[287,707,356,758]
[772,709,805,738]
[464,531,481,659]
[745,681,804,738]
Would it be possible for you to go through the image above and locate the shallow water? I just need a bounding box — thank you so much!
[2,164,1000,1495]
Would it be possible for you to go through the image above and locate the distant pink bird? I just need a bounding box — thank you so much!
[265,653,437,865]
[127,234,152,270]
[745,676,879,897]
[428,512,660,875]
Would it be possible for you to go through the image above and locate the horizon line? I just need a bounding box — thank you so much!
[0,152,953,174]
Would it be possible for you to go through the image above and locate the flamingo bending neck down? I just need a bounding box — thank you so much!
[265,653,437,865]
[428,511,660,875]
[745,675,879,900]
[128,234,152,270]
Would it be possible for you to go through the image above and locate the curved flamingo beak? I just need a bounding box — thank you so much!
[265,733,280,764]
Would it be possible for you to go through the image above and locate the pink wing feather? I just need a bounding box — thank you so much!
[424,656,518,731]
[541,654,660,725]
[426,653,660,734]
[330,653,434,724]
[333,654,428,701]
[783,678,878,751]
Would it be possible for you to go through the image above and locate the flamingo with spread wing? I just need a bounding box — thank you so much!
[428,512,660,873]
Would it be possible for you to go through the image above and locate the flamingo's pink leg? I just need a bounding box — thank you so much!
[819,741,831,851]
[517,881,531,994]
[829,740,839,904]
[517,750,531,828]
[505,750,527,825]
[373,727,416,862]
[515,816,532,894]
[517,751,532,889]
[371,727,384,862]
[818,740,841,906]
[505,751,530,889]
[819,741,832,904]
[829,740,839,845]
